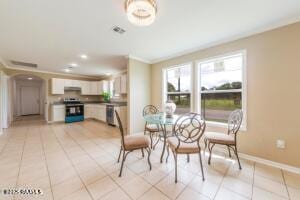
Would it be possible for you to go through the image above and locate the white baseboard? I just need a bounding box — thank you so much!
[239,153,300,174]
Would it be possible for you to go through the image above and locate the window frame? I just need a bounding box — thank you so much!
[162,62,193,114]
[196,50,247,130]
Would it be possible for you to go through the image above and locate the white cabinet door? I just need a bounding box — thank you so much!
[64,79,73,87]
[84,105,92,118]
[81,81,90,95]
[120,74,127,94]
[72,80,81,87]
[97,80,109,95]
[52,105,65,121]
[113,77,121,95]
[90,82,98,95]
[51,78,65,94]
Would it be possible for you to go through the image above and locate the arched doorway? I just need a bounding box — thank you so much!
[9,74,47,123]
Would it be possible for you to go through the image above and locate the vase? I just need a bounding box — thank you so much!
[165,100,176,118]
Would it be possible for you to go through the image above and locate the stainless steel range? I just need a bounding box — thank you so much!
[64,97,84,123]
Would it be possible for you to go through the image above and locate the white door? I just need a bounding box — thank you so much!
[21,86,40,115]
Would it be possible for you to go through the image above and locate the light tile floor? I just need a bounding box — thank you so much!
[0,118,299,200]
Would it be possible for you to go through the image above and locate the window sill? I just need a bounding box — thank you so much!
[206,121,247,132]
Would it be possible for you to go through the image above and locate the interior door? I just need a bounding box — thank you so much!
[21,86,40,115]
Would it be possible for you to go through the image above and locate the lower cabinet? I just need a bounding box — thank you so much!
[52,105,65,122]
[84,104,106,122]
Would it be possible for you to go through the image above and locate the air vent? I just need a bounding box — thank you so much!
[112,26,126,34]
[10,60,38,68]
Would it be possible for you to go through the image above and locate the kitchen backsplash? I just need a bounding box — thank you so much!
[48,90,101,104]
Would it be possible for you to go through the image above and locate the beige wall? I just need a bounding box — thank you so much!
[151,22,300,167]
[128,58,151,134]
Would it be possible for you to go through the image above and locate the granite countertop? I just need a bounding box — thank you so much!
[51,101,127,106]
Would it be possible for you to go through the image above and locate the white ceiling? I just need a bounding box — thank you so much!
[0,0,300,77]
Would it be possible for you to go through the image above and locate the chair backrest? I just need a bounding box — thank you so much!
[227,109,243,136]
[173,112,206,148]
[115,110,125,149]
[143,105,159,116]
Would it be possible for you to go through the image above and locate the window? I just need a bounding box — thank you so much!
[165,64,192,114]
[198,52,246,125]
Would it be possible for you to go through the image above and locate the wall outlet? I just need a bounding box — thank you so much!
[276,139,285,149]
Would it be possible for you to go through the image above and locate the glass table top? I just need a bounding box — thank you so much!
[143,113,179,125]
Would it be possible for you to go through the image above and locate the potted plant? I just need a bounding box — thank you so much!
[102,92,111,103]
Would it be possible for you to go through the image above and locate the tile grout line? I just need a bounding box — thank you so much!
[77,122,174,200]
[15,126,29,199]
[212,159,231,200]
[66,123,136,200]
[39,124,55,200]
[50,125,96,200]
[281,169,291,200]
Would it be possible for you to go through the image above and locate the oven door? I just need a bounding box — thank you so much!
[65,104,84,123]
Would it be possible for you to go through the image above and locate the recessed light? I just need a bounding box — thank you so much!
[27,77,33,80]
[64,68,71,73]
[80,54,88,59]
[105,73,111,76]
[70,63,78,67]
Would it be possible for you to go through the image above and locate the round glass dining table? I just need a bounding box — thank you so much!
[143,113,179,163]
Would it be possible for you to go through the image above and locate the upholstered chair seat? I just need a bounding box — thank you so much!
[167,137,201,154]
[204,132,235,145]
[124,135,150,150]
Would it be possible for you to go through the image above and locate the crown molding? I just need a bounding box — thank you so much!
[4,65,100,79]
[127,55,152,64]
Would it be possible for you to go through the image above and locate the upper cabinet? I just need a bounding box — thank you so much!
[98,80,109,94]
[51,78,109,95]
[51,78,65,94]
[120,74,127,94]
[113,74,127,95]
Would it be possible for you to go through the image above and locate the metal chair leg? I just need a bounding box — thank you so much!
[208,143,215,165]
[172,151,178,183]
[141,148,145,157]
[227,146,232,158]
[199,152,205,181]
[153,132,160,150]
[149,132,153,149]
[145,147,152,170]
[117,147,122,163]
[234,145,242,170]
[187,154,190,163]
[166,144,170,163]
[119,151,130,177]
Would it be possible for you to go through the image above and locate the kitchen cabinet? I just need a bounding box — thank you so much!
[50,78,110,95]
[90,82,98,95]
[52,105,65,122]
[120,74,127,94]
[51,78,65,94]
[97,80,109,94]
[84,104,106,122]
[113,76,121,95]
[113,74,127,95]
[81,81,90,95]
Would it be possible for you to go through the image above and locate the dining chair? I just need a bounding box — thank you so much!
[115,111,152,177]
[166,112,206,183]
[143,105,160,149]
[204,109,243,169]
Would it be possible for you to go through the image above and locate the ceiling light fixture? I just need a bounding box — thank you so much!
[27,77,33,80]
[125,0,157,26]
[105,73,111,76]
[64,68,71,73]
[80,54,88,59]
[70,63,78,67]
